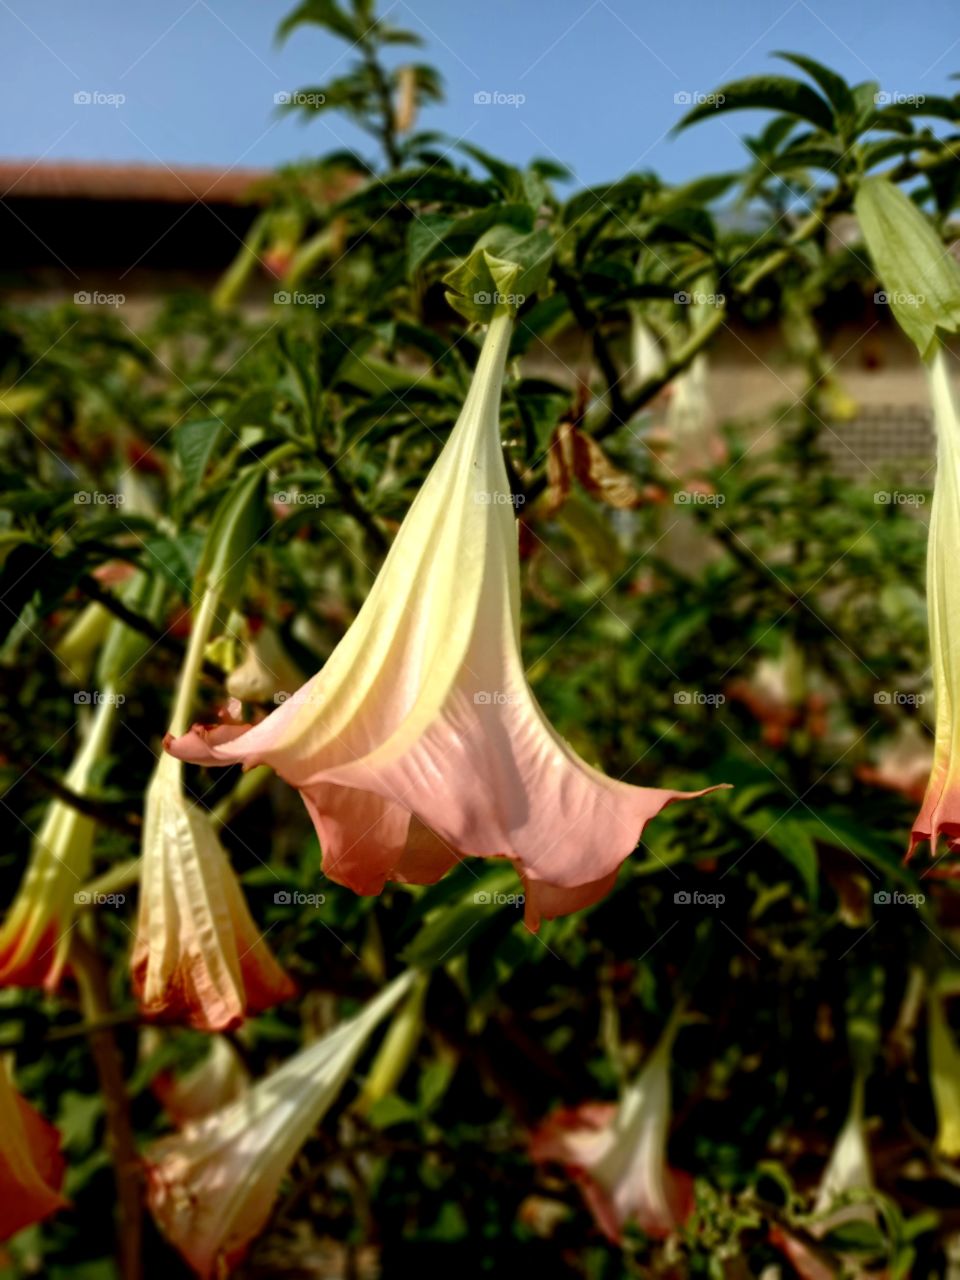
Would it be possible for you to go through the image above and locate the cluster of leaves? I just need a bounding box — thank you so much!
[2,2,960,1275]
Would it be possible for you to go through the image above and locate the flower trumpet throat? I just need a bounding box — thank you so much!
[168,312,726,929]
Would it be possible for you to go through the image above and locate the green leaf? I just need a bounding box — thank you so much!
[774,52,854,122]
[276,0,358,45]
[855,175,960,358]
[676,75,834,133]
[195,467,267,605]
[174,419,224,509]
[407,213,456,275]
[401,865,521,967]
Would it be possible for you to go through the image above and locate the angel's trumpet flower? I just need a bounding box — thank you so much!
[168,311,722,929]
[910,352,960,866]
[0,1060,67,1240]
[530,1013,693,1241]
[771,1075,875,1280]
[132,587,294,1031]
[0,688,118,989]
[145,971,415,1278]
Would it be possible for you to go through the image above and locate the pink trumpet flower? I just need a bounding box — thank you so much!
[167,311,723,929]
[0,1061,67,1240]
[145,971,415,1277]
[530,1014,693,1241]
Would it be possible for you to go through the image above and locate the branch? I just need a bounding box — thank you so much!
[70,933,143,1280]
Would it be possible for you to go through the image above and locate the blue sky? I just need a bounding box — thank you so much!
[2,0,958,188]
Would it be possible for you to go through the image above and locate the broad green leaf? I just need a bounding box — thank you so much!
[195,467,267,604]
[774,52,854,122]
[174,419,224,510]
[855,175,960,358]
[676,75,834,133]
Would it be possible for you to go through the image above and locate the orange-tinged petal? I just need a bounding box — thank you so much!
[0,1063,67,1240]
